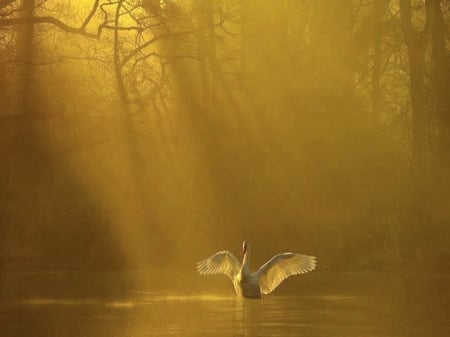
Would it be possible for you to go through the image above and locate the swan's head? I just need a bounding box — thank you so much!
[242,241,248,256]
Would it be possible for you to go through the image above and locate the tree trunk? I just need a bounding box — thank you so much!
[371,0,389,127]
[426,0,450,226]
[400,0,431,265]
[17,0,35,115]
[195,0,213,112]
[428,0,449,159]
[113,0,128,109]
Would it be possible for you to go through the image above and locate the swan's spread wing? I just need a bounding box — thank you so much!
[256,253,317,294]
[196,251,241,281]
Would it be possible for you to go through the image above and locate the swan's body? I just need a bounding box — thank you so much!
[196,241,317,298]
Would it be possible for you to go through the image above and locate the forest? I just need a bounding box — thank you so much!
[0,0,449,273]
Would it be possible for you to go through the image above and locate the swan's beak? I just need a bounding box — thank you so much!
[242,245,247,256]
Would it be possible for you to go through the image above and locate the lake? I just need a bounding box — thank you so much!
[0,271,449,337]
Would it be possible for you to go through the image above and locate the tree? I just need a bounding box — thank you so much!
[400,0,430,228]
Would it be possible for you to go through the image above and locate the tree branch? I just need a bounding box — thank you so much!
[100,24,143,32]
[0,55,110,65]
[0,0,100,38]
[120,28,207,68]
[81,0,100,31]
[0,16,96,37]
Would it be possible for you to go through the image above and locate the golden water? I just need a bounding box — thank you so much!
[1,272,449,337]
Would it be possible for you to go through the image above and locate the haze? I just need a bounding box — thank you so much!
[0,1,449,335]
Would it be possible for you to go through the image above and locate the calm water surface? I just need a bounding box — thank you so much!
[1,272,449,337]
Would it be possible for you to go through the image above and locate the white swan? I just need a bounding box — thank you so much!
[196,241,317,298]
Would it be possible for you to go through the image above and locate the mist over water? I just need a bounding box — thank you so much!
[1,271,449,337]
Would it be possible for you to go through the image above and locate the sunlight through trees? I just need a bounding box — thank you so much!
[0,0,449,274]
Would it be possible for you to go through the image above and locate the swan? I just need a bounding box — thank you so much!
[196,241,317,298]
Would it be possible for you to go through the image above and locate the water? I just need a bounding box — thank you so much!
[1,271,449,337]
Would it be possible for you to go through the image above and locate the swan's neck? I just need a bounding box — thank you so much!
[242,247,251,272]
